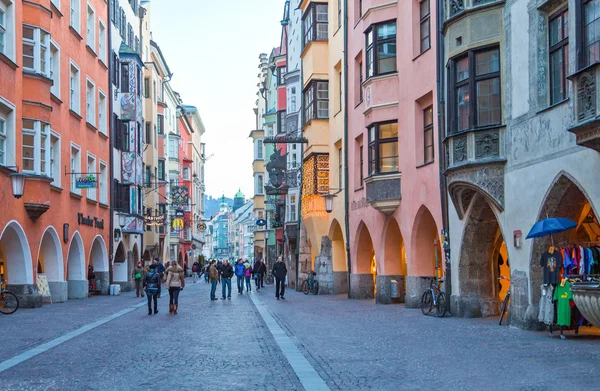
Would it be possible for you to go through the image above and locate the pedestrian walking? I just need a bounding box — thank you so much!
[143,264,161,315]
[166,261,185,315]
[87,265,96,296]
[204,263,210,283]
[156,259,165,298]
[244,260,253,292]
[133,261,145,297]
[273,256,287,300]
[192,260,200,283]
[209,261,219,300]
[220,260,234,299]
[254,258,266,291]
[235,259,245,294]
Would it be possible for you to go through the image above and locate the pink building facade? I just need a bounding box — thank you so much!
[346,0,444,305]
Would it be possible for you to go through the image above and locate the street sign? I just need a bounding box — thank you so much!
[75,175,97,189]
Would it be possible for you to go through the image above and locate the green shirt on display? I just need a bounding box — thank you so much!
[553,281,573,327]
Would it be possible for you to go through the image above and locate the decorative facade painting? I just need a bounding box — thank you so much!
[122,152,136,184]
[171,186,189,204]
[123,215,144,233]
[120,60,138,120]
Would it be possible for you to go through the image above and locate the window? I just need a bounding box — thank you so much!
[366,21,397,78]
[120,62,129,93]
[0,117,6,166]
[183,166,190,181]
[50,41,60,97]
[120,7,125,39]
[303,80,329,122]
[98,89,107,134]
[86,153,96,201]
[338,70,342,112]
[169,137,178,158]
[291,144,298,168]
[70,61,81,113]
[158,159,165,181]
[70,144,81,194]
[144,78,150,98]
[153,80,156,102]
[290,86,297,112]
[50,132,60,186]
[256,139,264,160]
[289,195,297,221]
[338,0,342,29]
[98,20,106,63]
[359,0,363,18]
[145,122,151,146]
[338,147,343,188]
[368,122,398,175]
[70,0,80,32]
[157,114,164,135]
[111,51,119,86]
[549,9,569,105]
[359,145,364,187]
[127,23,133,48]
[0,2,8,56]
[277,111,286,134]
[86,78,96,125]
[144,165,150,186]
[255,174,264,195]
[0,98,15,167]
[86,4,95,50]
[99,161,107,204]
[423,106,434,163]
[22,25,51,77]
[419,0,430,53]
[451,47,501,133]
[584,0,600,65]
[302,3,328,47]
[22,119,50,176]
[114,119,129,151]
[278,66,286,86]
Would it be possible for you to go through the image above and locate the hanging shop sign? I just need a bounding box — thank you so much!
[256,219,267,227]
[171,186,189,204]
[77,213,105,229]
[145,214,166,226]
[75,174,98,189]
[192,244,197,250]
[197,223,206,231]
[174,209,185,218]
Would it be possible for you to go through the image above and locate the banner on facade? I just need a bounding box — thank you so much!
[171,186,189,204]
[75,175,97,189]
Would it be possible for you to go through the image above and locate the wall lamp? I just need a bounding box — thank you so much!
[322,189,343,213]
[6,166,26,199]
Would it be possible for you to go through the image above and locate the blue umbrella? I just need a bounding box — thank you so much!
[526,218,578,239]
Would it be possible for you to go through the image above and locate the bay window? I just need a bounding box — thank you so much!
[549,9,569,104]
[23,25,51,77]
[368,121,398,175]
[302,3,328,48]
[584,0,600,66]
[451,47,501,133]
[303,80,329,123]
[366,21,397,78]
[21,119,51,176]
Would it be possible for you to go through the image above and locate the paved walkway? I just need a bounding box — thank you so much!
[1,278,600,390]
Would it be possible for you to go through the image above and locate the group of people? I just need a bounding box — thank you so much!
[131,259,186,315]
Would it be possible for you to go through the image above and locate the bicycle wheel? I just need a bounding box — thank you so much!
[302,280,310,295]
[265,275,274,285]
[436,292,447,317]
[499,292,510,326]
[311,281,319,295]
[0,291,19,314]
[421,290,433,315]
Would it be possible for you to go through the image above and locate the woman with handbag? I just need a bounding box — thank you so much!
[166,261,185,315]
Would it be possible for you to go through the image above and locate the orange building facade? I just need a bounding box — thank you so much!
[0,0,110,306]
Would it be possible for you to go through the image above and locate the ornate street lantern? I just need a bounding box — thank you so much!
[9,172,26,199]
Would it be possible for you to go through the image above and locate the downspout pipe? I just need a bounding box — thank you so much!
[436,0,451,302]
[108,0,114,285]
[343,0,352,298]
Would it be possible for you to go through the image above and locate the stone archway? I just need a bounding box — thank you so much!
[0,221,38,307]
[38,226,66,302]
[113,241,127,283]
[527,173,600,326]
[350,223,376,299]
[89,236,109,295]
[378,218,405,304]
[67,231,87,299]
[408,206,442,308]
[454,193,506,318]
[327,219,348,294]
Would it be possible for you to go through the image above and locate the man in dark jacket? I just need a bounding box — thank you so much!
[254,259,266,291]
[143,264,161,315]
[272,256,287,300]
[220,260,234,299]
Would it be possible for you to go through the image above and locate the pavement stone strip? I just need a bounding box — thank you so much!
[0,279,599,391]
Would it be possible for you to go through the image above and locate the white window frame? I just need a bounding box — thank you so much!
[99,160,108,204]
[255,174,264,195]
[50,0,60,11]
[288,194,297,221]
[86,152,96,201]
[69,60,80,113]
[98,88,107,134]
[70,0,80,32]
[86,77,95,125]
[86,3,95,50]
[21,119,50,177]
[0,0,15,61]
[183,166,190,180]
[255,139,264,160]
[0,96,15,167]
[49,131,60,187]
[70,143,81,194]
[98,19,106,63]
[49,40,60,98]
[22,25,51,77]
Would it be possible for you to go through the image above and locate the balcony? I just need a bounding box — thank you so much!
[568,64,600,152]
[364,173,402,215]
[444,127,506,219]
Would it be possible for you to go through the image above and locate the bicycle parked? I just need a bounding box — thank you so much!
[498,275,510,326]
[421,277,447,317]
[0,280,19,315]
[302,272,319,295]
[264,273,274,285]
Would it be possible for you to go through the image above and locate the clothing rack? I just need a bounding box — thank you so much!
[556,241,600,246]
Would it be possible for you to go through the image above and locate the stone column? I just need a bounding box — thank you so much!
[349,273,374,299]
[68,280,89,299]
[405,276,434,308]
[315,236,334,294]
[333,271,348,294]
[6,284,42,308]
[48,281,68,302]
[95,271,110,295]
[375,275,405,304]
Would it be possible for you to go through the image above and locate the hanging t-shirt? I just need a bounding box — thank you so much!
[540,250,564,285]
[538,284,555,325]
[553,281,573,327]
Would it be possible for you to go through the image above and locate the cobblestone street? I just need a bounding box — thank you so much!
[1,279,599,391]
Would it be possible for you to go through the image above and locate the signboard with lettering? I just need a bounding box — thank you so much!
[75,175,97,189]
[77,213,105,229]
[145,215,166,226]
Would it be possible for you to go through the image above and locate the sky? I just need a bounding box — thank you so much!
[149,0,285,200]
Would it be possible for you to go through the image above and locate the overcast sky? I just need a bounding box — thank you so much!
[149,0,284,200]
